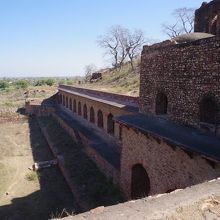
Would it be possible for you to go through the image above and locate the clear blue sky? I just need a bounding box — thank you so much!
[0,0,204,77]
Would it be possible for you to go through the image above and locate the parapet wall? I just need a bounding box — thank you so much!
[59,85,139,106]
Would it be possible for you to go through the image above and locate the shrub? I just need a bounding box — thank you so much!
[0,80,9,90]
[34,79,55,86]
[15,80,29,89]
[45,79,55,86]
[25,171,39,181]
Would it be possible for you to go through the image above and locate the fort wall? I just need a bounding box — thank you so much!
[140,36,220,135]
[58,88,137,139]
[195,0,220,35]
[119,124,220,199]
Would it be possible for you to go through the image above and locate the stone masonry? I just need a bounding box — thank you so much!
[195,0,220,35]
[140,35,220,135]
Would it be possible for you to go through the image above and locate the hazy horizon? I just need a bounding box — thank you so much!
[0,0,204,77]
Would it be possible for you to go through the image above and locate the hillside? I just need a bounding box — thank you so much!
[79,60,140,97]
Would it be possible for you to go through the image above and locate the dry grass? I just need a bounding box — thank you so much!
[25,171,40,181]
[78,60,140,96]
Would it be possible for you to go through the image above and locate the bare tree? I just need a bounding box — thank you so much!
[162,8,195,38]
[97,25,129,69]
[125,29,145,70]
[97,25,145,70]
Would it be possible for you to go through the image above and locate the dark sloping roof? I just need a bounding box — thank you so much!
[115,114,220,161]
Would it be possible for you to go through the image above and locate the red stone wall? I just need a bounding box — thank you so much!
[140,36,220,134]
[25,101,55,116]
[58,90,135,139]
[53,113,120,185]
[119,125,220,199]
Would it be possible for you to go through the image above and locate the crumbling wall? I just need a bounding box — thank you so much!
[195,0,220,35]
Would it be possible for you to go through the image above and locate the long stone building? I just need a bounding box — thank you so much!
[26,0,220,201]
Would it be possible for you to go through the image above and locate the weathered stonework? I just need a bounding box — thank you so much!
[119,125,220,199]
[140,36,220,135]
[195,0,220,35]
[58,86,138,139]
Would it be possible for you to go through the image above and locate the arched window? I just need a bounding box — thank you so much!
[66,97,68,108]
[97,110,104,128]
[78,102,82,116]
[155,92,168,115]
[90,107,95,123]
[73,100,76,113]
[59,94,62,104]
[107,113,114,135]
[63,95,65,106]
[131,164,150,199]
[69,98,72,110]
[200,95,218,124]
[83,104,88,119]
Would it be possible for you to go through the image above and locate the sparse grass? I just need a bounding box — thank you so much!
[25,171,39,181]
[0,119,76,220]
[50,208,75,219]
[78,59,140,96]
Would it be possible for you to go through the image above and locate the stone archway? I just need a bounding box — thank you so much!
[107,113,114,135]
[78,102,82,116]
[83,104,88,119]
[69,98,72,110]
[131,164,150,199]
[73,100,76,113]
[90,107,95,123]
[200,95,218,124]
[66,96,68,108]
[97,110,104,128]
[155,92,168,115]
[62,95,65,106]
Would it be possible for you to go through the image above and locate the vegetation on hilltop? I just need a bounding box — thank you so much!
[81,58,140,96]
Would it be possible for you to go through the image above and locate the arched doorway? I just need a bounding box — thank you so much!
[83,104,88,119]
[69,98,72,110]
[155,92,168,115]
[59,94,62,104]
[90,107,95,123]
[66,97,68,108]
[131,164,150,199]
[73,100,76,113]
[107,113,114,135]
[97,110,104,128]
[63,95,65,106]
[78,102,82,116]
[200,95,218,124]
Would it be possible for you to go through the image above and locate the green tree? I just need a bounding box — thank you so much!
[15,80,29,89]
[0,80,9,90]
[45,78,55,86]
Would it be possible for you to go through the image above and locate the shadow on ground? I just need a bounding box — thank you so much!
[0,117,77,220]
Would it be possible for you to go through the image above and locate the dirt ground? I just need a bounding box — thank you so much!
[0,118,77,220]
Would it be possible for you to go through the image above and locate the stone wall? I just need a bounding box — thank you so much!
[25,101,55,116]
[58,90,135,139]
[195,0,220,35]
[119,125,220,199]
[53,113,120,185]
[140,35,220,135]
